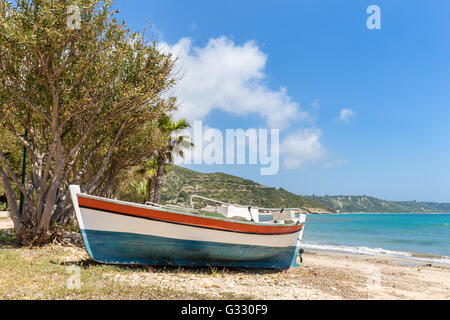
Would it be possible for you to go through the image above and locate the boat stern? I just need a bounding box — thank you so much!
[290,213,307,267]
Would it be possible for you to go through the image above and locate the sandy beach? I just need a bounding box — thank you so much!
[0,217,449,300]
[129,250,450,300]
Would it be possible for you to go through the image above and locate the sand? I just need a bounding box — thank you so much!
[0,216,449,300]
[295,251,450,299]
[0,215,13,229]
[140,251,450,300]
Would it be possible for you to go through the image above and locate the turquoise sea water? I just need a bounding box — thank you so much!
[260,214,450,264]
[300,214,450,264]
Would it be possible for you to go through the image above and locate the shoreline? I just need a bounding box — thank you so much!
[304,248,450,268]
[302,244,450,266]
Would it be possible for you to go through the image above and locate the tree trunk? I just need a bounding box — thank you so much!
[145,177,153,204]
[0,167,25,235]
[149,153,166,204]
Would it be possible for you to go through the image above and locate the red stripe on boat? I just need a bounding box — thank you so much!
[78,196,303,235]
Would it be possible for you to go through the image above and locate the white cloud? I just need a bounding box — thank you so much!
[281,129,325,169]
[158,37,307,129]
[158,36,331,170]
[339,108,356,122]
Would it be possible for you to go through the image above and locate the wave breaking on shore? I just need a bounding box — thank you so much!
[302,243,450,265]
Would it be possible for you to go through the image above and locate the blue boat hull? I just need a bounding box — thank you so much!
[81,229,300,269]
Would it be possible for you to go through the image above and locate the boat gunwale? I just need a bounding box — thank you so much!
[76,193,304,235]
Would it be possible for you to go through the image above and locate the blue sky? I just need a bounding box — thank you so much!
[114,0,450,202]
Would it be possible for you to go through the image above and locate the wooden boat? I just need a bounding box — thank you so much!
[69,185,306,269]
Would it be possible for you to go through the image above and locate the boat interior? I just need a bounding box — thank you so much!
[145,194,306,225]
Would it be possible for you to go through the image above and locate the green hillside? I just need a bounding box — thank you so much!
[307,195,450,213]
[392,201,450,213]
[160,166,333,213]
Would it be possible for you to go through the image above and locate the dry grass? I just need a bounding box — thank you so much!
[0,229,258,300]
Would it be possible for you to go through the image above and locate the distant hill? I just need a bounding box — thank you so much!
[307,195,450,213]
[160,166,333,213]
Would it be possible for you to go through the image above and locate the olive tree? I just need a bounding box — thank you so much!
[0,0,177,244]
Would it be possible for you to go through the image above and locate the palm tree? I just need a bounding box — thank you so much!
[148,116,193,203]
[132,157,157,203]
[130,179,150,204]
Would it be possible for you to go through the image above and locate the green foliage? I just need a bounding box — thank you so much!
[0,229,15,246]
[115,166,151,204]
[130,179,150,204]
[158,116,193,164]
[209,267,218,277]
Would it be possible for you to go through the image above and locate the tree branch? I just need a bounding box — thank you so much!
[0,147,33,206]
[85,120,128,193]
[6,86,52,124]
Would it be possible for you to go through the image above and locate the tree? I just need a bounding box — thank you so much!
[130,179,150,205]
[0,0,177,244]
[132,157,157,204]
[148,116,193,204]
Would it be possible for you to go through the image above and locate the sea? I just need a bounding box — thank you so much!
[264,213,450,265]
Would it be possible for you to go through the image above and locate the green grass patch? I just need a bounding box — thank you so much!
[0,229,16,247]
[0,244,213,299]
[0,236,264,300]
